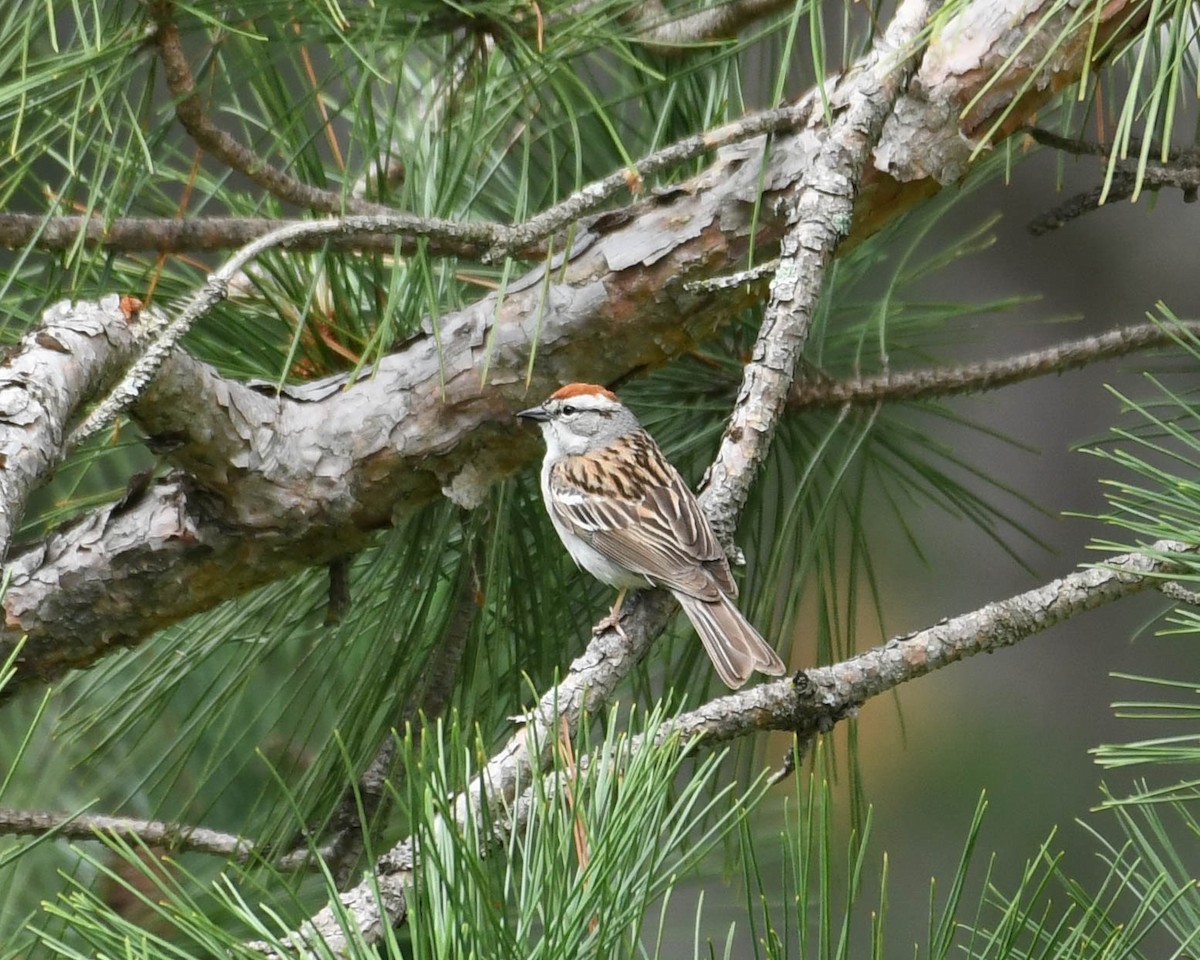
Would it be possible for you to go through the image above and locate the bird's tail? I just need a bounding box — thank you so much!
[675,592,787,689]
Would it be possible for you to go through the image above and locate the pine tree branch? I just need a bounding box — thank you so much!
[665,542,1192,746]
[148,2,390,217]
[788,319,1200,410]
[1025,126,1200,234]
[0,297,146,562]
[0,807,258,862]
[0,213,489,257]
[0,805,346,874]
[701,0,928,548]
[1157,580,1200,606]
[480,100,816,262]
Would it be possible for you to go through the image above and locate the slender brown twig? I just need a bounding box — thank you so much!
[149,2,390,217]
[788,320,1200,410]
[1026,126,1200,234]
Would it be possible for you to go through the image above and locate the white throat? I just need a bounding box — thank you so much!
[537,419,591,460]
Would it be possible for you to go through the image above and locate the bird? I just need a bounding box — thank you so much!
[518,382,787,688]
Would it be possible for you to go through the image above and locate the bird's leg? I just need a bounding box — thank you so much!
[593,588,628,638]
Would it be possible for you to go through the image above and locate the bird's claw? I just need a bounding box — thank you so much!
[593,611,628,640]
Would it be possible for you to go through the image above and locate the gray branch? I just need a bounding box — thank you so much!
[258,536,1191,956]
[0,807,257,862]
[667,542,1190,746]
[701,0,929,547]
[788,320,1200,410]
[0,297,146,561]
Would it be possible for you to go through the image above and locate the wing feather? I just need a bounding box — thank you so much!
[548,431,737,601]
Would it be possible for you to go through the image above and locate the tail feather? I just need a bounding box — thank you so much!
[675,592,786,689]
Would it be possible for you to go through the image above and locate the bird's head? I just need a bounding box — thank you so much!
[518,383,640,458]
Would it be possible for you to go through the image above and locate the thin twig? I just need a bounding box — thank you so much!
[1027,176,1138,236]
[149,3,390,217]
[682,258,778,293]
[483,100,816,261]
[1026,126,1200,233]
[1024,126,1114,158]
[0,213,495,257]
[0,807,259,862]
[788,320,1200,409]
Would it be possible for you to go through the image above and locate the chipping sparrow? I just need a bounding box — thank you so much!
[518,383,787,688]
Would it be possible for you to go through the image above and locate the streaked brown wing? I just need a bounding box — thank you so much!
[548,433,737,601]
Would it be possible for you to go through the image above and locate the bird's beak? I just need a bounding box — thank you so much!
[517,404,551,422]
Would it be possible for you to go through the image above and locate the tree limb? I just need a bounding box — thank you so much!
[668,542,1191,746]
[255,536,1192,955]
[149,2,392,217]
[788,319,1200,410]
[0,297,146,562]
[701,0,927,547]
[0,807,258,862]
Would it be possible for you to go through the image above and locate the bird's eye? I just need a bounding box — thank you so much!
[561,404,577,415]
